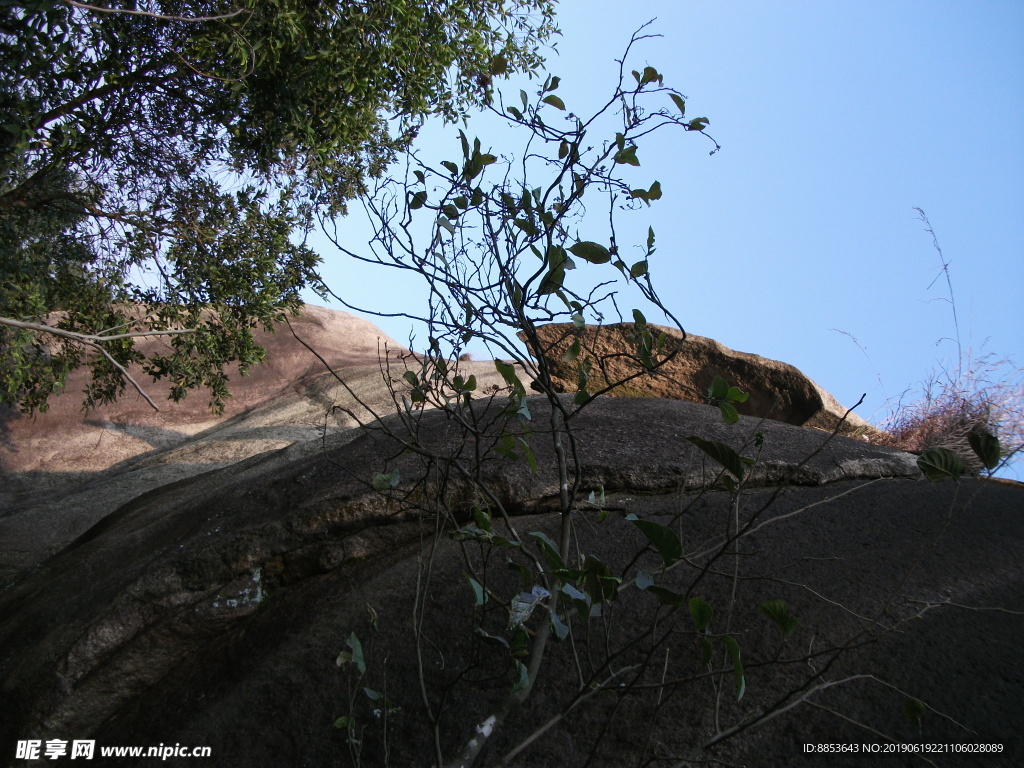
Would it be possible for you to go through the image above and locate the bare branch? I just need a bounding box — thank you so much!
[0,316,197,344]
[1,316,200,411]
[91,342,160,410]
[58,0,249,23]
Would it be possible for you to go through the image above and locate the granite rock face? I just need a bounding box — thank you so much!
[526,322,878,437]
[2,392,1021,768]
[1,307,1021,768]
[0,306,510,572]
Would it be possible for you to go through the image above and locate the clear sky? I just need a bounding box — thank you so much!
[305,1,1023,469]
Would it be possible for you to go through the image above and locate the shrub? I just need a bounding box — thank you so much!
[877,351,1023,475]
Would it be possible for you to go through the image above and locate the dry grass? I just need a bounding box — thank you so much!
[875,351,1024,474]
[870,210,1024,477]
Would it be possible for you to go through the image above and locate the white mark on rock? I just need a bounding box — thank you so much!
[476,715,497,738]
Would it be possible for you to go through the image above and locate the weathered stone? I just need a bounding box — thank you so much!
[3,394,1021,767]
[2,308,1021,768]
[0,306,512,572]
[525,322,879,437]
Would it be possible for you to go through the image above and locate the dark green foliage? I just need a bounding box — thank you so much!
[0,0,556,412]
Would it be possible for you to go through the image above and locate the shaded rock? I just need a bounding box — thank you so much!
[526,322,879,437]
[0,306,513,573]
[3,395,1019,767]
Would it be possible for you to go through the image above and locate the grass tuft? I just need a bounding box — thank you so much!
[875,350,1023,475]
[870,210,1022,477]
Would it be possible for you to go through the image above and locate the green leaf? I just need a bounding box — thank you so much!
[473,506,492,532]
[967,430,1001,470]
[707,375,729,401]
[720,635,746,700]
[550,611,569,641]
[629,181,662,206]
[613,145,639,166]
[340,632,366,674]
[582,555,620,603]
[917,448,966,483]
[489,54,509,76]
[409,190,427,210]
[542,94,565,110]
[568,241,611,264]
[632,308,647,327]
[639,66,662,85]
[518,437,538,474]
[758,600,798,638]
[687,117,710,131]
[371,468,401,491]
[494,360,525,396]
[507,560,533,589]
[669,92,686,116]
[685,436,754,481]
[727,386,749,403]
[689,597,713,632]
[513,218,539,236]
[464,573,487,606]
[717,402,739,425]
[440,160,459,175]
[530,531,566,572]
[538,265,565,294]
[512,659,530,692]
[626,513,682,566]
[562,339,582,363]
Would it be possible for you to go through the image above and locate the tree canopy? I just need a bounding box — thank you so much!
[0,0,557,413]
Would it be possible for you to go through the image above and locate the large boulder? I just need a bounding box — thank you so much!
[526,322,878,437]
[0,305,403,489]
[0,305,511,573]
[2,394,1020,767]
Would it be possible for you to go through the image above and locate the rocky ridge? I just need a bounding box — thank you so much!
[0,305,1020,768]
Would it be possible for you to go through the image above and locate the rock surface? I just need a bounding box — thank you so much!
[527,322,878,437]
[2,392,1021,768]
[0,306,511,572]
[1,305,402,496]
[1,307,1021,768]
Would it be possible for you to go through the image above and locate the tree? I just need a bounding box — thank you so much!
[312,34,1009,760]
[0,0,557,413]
[314,29,863,767]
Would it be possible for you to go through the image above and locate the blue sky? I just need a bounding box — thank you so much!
[306,1,1023,463]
